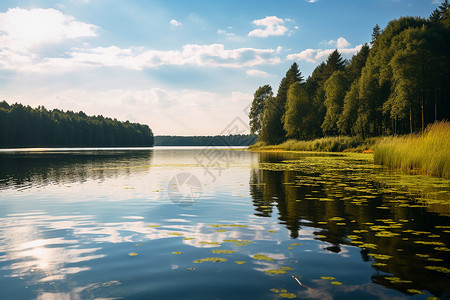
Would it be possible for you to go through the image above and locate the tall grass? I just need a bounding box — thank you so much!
[249,136,378,152]
[374,121,450,178]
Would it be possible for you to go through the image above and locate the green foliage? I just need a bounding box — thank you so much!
[371,24,381,45]
[251,4,450,146]
[283,82,312,139]
[374,121,450,178]
[322,71,349,135]
[0,101,154,147]
[249,85,273,134]
[259,96,285,145]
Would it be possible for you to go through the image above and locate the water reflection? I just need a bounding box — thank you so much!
[250,151,450,298]
[0,149,153,190]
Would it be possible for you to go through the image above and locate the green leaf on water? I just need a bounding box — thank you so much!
[234,261,246,264]
[167,232,184,236]
[331,281,343,285]
[211,250,235,254]
[279,293,297,298]
[407,289,425,295]
[172,251,182,254]
[193,257,227,263]
[425,266,450,273]
[198,241,221,246]
[264,269,287,274]
[252,254,275,262]
[320,276,335,280]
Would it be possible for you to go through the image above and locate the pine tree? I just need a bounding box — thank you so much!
[371,24,381,45]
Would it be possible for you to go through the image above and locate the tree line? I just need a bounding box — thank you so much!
[154,134,256,146]
[249,1,450,144]
[0,101,154,147]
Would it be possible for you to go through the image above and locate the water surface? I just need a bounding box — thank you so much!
[0,147,449,299]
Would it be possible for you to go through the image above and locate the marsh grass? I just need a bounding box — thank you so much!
[249,136,377,152]
[374,122,450,178]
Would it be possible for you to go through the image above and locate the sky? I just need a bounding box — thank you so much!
[0,0,440,136]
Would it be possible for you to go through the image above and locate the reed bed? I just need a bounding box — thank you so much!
[374,121,450,178]
[249,136,377,152]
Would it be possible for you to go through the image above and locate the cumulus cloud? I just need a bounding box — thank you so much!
[305,0,318,2]
[0,8,97,53]
[321,37,350,48]
[287,44,363,63]
[248,16,288,38]
[336,37,350,48]
[169,19,182,26]
[246,69,270,77]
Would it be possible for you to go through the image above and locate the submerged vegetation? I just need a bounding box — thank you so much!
[375,121,450,178]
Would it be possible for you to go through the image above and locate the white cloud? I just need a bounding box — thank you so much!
[1,87,251,135]
[217,29,234,37]
[169,19,182,26]
[0,8,97,53]
[305,0,318,2]
[336,37,350,48]
[248,16,288,38]
[246,69,271,77]
[287,44,363,64]
[0,44,281,72]
[320,37,350,48]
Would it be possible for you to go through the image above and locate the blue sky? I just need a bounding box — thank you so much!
[0,0,438,135]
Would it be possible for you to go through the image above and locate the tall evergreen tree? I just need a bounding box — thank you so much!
[371,24,381,45]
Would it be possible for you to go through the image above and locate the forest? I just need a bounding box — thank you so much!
[0,101,154,147]
[154,134,256,146]
[249,2,450,145]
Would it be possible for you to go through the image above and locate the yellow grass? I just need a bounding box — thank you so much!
[374,121,450,178]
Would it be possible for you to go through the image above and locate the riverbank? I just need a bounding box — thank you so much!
[249,136,378,153]
[249,121,450,178]
[374,121,450,179]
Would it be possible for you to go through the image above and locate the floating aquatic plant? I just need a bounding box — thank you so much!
[129,252,138,256]
[167,232,184,236]
[198,241,221,246]
[234,261,246,264]
[264,269,287,274]
[320,276,335,280]
[172,251,182,254]
[425,266,450,273]
[211,250,235,254]
[193,257,227,263]
[252,254,275,262]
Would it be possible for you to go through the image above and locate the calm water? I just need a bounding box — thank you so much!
[0,147,449,300]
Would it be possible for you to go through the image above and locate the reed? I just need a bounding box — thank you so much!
[249,136,377,152]
[374,121,450,178]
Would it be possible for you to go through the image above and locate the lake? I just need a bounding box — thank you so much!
[0,147,449,300]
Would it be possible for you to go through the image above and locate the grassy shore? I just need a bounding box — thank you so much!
[374,121,450,178]
[249,136,378,152]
